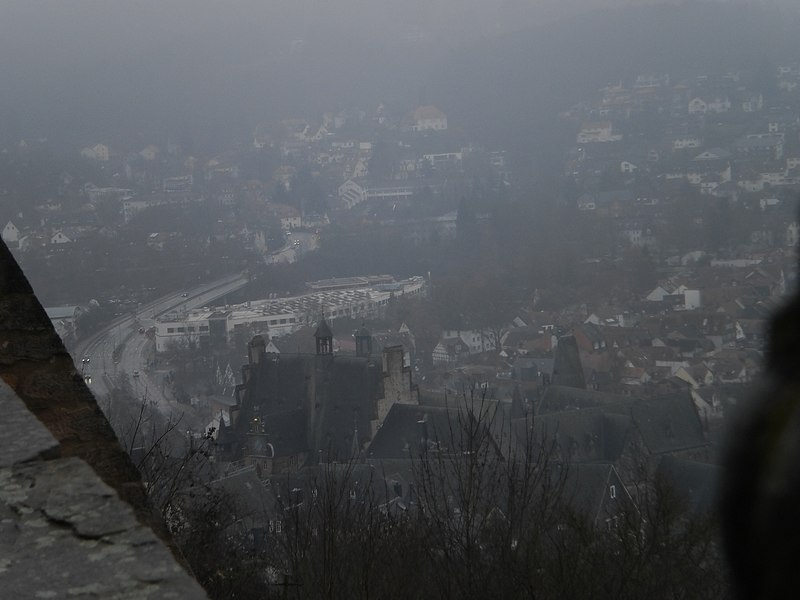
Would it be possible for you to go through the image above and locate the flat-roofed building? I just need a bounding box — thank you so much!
[155,276,427,352]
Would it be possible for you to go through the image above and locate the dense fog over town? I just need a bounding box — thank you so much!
[4,1,800,597]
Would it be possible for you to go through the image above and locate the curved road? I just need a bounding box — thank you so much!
[73,273,249,419]
[73,232,320,425]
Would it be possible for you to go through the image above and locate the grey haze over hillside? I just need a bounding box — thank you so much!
[1,0,799,149]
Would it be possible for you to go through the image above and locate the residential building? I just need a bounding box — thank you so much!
[155,276,427,352]
[412,105,448,131]
[577,121,623,144]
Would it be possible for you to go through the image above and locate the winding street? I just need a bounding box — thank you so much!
[72,273,249,420]
[71,232,319,425]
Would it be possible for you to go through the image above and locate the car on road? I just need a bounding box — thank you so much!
[133,370,140,377]
[181,292,188,297]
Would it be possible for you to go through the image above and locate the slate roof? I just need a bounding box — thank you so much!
[537,385,629,413]
[366,404,456,460]
[263,408,309,457]
[537,388,708,458]
[619,392,707,455]
[235,352,384,462]
[528,408,632,464]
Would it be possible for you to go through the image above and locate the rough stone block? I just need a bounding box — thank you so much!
[0,380,60,468]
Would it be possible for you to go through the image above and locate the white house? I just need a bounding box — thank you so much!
[338,179,368,209]
[682,289,702,310]
[693,148,731,161]
[280,215,302,231]
[412,106,448,131]
[576,121,622,144]
[350,158,369,179]
[619,221,655,248]
[688,97,707,115]
[672,134,703,151]
[740,92,763,113]
[688,96,731,115]
[80,143,110,161]
[2,221,20,246]
[646,286,671,302]
[139,145,160,161]
[50,231,72,245]
[707,96,732,113]
[443,329,498,354]
[424,152,463,169]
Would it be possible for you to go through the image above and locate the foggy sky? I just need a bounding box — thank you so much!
[0,1,693,81]
[1,0,797,147]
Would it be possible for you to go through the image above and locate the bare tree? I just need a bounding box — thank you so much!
[109,383,727,600]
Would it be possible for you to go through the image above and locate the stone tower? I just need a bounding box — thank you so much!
[314,316,333,355]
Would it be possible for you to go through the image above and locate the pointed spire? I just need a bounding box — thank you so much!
[314,313,333,355]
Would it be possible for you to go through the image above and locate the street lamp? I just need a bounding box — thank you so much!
[80,356,91,385]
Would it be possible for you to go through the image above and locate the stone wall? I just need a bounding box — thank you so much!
[374,346,420,436]
[0,239,206,598]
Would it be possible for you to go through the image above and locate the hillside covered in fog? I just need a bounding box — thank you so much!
[2,1,799,158]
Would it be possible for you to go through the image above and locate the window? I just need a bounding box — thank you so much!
[187,326,195,332]
[349,489,357,500]
[280,319,286,324]
[606,515,620,531]
[177,327,185,333]
[199,326,209,332]
[167,328,175,333]
[275,520,282,534]
[610,485,617,499]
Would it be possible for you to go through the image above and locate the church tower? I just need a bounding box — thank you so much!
[315,316,333,355]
